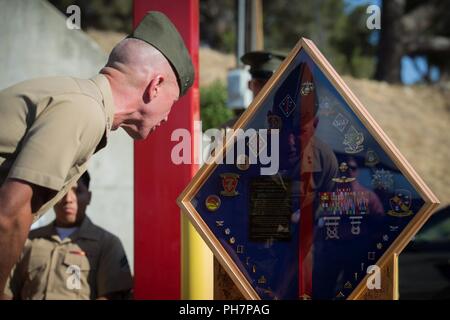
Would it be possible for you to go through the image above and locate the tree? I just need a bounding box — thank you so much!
[200,0,236,52]
[375,0,450,83]
[200,81,233,131]
[264,0,376,78]
[48,0,132,33]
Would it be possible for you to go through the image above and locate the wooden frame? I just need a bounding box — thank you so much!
[177,38,440,300]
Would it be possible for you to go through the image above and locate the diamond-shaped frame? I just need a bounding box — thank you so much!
[177,38,439,300]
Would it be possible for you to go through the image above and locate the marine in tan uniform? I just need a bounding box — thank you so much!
[0,12,194,298]
[6,171,132,300]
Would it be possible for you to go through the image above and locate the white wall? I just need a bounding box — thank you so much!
[0,0,134,270]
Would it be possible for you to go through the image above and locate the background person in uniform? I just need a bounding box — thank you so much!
[5,171,133,300]
[0,11,194,299]
[221,51,286,130]
[242,51,286,97]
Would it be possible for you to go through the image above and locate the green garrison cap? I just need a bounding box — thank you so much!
[130,11,194,96]
[241,51,286,80]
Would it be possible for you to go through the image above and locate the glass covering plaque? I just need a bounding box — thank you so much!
[178,38,439,300]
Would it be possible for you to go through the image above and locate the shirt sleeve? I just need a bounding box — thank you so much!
[8,94,105,191]
[96,234,133,298]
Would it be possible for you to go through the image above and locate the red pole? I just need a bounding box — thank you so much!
[133,0,199,299]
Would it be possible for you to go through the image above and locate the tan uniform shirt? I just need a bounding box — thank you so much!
[0,74,115,222]
[6,217,133,300]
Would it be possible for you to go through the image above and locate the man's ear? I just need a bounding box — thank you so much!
[144,75,164,103]
[87,191,92,205]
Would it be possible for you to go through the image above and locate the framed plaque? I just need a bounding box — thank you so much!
[178,38,439,300]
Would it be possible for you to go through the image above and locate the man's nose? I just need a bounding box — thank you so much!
[64,190,75,203]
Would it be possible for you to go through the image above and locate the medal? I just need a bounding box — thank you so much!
[332,113,349,132]
[205,195,221,212]
[343,126,364,154]
[387,189,413,217]
[236,154,250,171]
[215,220,224,227]
[318,96,335,116]
[365,149,379,167]
[279,94,296,117]
[332,162,356,183]
[389,225,399,232]
[371,169,394,191]
[220,173,240,196]
[267,114,282,130]
[300,81,315,96]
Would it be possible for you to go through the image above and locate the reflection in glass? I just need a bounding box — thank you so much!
[192,49,425,300]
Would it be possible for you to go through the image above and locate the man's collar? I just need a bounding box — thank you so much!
[31,217,100,243]
[70,216,101,241]
[90,73,115,135]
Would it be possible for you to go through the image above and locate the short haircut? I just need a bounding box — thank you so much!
[78,171,91,190]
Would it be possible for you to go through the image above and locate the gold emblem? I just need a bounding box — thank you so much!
[300,81,315,96]
[258,276,267,284]
[332,162,356,183]
[387,189,413,217]
[320,193,330,202]
[220,173,240,196]
[229,237,236,244]
[344,281,353,289]
[205,195,221,212]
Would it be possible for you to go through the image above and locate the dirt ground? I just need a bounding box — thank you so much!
[88,30,450,208]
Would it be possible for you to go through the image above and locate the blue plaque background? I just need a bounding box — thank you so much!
[191,48,425,300]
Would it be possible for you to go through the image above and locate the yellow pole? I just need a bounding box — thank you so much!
[393,254,399,300]
[181,214,214,299]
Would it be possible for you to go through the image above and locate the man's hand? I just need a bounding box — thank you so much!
[0,179,52,295]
